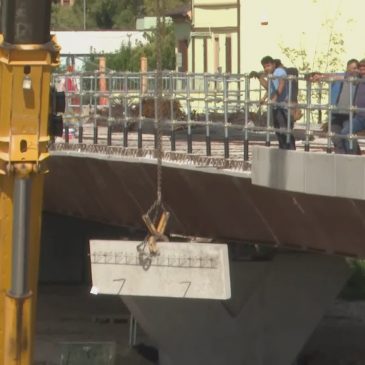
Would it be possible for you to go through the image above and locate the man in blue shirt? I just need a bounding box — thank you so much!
[259,56,296,149]
[339,59,365,154]
[309,59,359,153]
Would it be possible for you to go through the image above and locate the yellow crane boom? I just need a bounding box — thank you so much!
[0,2,60,363]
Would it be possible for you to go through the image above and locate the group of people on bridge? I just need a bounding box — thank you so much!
[253,55,365,155]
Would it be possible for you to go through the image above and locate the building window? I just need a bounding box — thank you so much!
[178,40,188,72]
[225,35,232,73]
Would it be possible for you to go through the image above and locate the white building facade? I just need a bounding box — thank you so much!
[181,0,365,74]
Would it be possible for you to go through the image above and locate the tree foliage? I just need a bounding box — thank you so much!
[52,0,186,30]
[279,14,346,73]
[82,24,176,72]
[278,13,348,125]
[143,0,187,16]
[340,260,365,301]
[51,2,85,30]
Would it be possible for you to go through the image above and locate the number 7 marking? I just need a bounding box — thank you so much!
[180,281,191,297]
[113,278,126,294]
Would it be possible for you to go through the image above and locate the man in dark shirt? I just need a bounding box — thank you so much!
[340,59,365,154]
[328,59,359,153]
[259,55,296,149]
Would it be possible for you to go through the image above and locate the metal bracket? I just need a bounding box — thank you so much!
[142,211,170,254]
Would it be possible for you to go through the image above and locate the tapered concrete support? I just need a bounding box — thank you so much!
[122,253,350,365]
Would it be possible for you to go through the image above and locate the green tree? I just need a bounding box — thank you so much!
[92,0,117,29]
[143,0,187,16]
[51,2,85,30]
[279,14,346,73]
[278,14,348,125]
[138,23,176,70]
[82,24,176,72]
[52,0,189,30]
[340,260,365,300]
[82,0,142,29]
[52,0,144,30]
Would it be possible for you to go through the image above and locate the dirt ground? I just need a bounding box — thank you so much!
[35,285,365,365]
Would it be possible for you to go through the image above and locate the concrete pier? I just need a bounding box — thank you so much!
[122,253,350,365]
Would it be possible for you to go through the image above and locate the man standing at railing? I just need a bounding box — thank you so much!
[309,59,360,154]
[339,59,365,154]
[259,56,296,150]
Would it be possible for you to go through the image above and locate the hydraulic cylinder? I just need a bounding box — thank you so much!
[0,1,60,364]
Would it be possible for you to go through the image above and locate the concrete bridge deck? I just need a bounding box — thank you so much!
[45,141,365,258]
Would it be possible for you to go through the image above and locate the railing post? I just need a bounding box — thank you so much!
[138,72,143,149]
[304,78,311,152]
[326,79,333,154]
[107,72,113,146]
[244,74,250,161]
[316,82,323,125]
[348,77,355,153]
[223,73,230,159]
[64,69,72,144]
[93,71,98,144]
[286,76,293,146]
[187,73,193,154]
[123,72,129,147]
[78,73,84,143]
[204,73,211,156]
[266,75,272,147]
[64,124,69,143]
[170,71,176,151]
[154,71,158,150]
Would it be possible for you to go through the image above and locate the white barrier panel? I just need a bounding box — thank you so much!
[90,240,231,300]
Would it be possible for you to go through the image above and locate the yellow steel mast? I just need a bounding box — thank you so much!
[0,1,60,364]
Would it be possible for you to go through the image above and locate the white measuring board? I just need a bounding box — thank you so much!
[90,240,231,300]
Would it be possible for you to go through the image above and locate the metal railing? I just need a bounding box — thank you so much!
[51,71,365,168]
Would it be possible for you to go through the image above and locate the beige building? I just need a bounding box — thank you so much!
[173,0,365,74]
[190,0,239,73]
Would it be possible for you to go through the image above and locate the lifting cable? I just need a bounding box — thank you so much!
[139,0,170,256]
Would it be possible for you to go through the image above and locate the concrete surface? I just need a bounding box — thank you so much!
[251,146,365,200]
[35,285,365,365]
[122,253,349,365]
[90,240,230,299]
[300,300,365,365]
